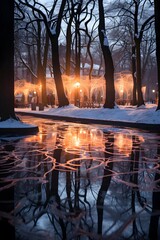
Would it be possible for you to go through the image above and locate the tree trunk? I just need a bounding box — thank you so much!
[66,20,72,76]
[42,32,49,106]
[49,0,69,107]
[98,0,115,109]
[66,4,74,76]
[131,46,137,105]
[154,0,160,111]
[51,36,69,107]
[75,2,82,79]
[135,39,145,107]
[37,21,48,106]
[0,0,18,121]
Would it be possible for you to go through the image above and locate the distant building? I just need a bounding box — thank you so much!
[80,63,104,76]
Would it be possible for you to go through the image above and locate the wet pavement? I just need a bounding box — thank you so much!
[0,115,160,240]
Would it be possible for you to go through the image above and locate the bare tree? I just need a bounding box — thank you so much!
[15,4,50,107]
[108,0,155,106]
[65,0,75,76]
[0,0,19,121]
[17,0,69,107]
[154,0,160,111]
[36,20,49,106]
[117,0,154,107]
[98,0,116,108]
[133,1,154,106]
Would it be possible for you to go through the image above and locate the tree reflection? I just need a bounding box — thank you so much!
[0,144,15,240]
[149,143,160,240]
[0,117,160,239]
[129,136,145,239]
[96,132,114,234]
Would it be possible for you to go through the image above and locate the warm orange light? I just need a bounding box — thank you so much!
[114,133,132,156]
[15,73,135,107]
[115,73,133,103]
[75,82,80,88]
[63,127,104,152]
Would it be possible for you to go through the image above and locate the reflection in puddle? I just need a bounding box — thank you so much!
[0,116,160,239]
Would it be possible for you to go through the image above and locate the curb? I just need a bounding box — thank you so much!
[16,111,160,133]
[0,125,39,136]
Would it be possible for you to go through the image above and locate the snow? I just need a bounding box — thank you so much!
[39,104,159,124]
[101,30,109,46]
[0,103,159,129]
[81,63,101,70]
[50,25,56,35]
[0,118,37,128]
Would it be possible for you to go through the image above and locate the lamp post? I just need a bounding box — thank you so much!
[120,88,124,104]
[152,89,156,103]
[38,84,44,110]
[39,84,42,103]
[79,89,82,107]
[75,82,80,107]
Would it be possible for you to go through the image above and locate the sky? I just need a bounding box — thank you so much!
[0,103,159,129]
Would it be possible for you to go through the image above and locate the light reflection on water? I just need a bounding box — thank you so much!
[0,115,160,240]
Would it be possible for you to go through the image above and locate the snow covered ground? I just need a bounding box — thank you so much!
[16,103,160,124]
[0,103,160,129]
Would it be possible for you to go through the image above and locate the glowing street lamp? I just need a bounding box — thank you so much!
[75,82,80,88]
[74,82,80,107]
[79,89,83,107]
[152,89,156,103]
[39,84,42,103]
[38,84,44,110]
[119,86,124,104]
